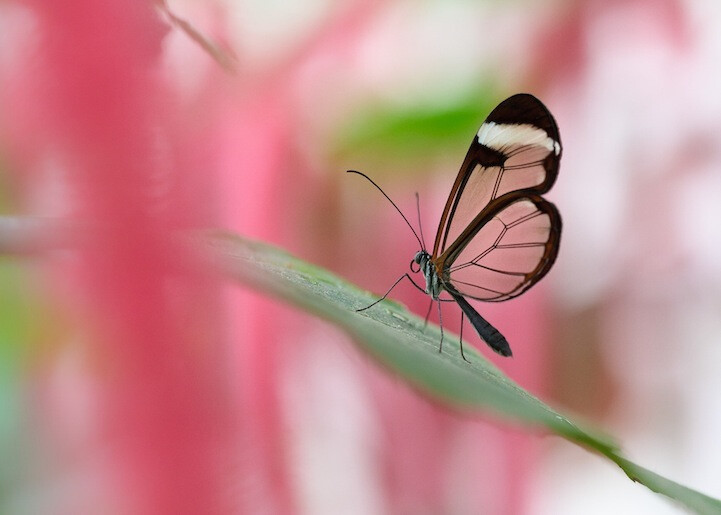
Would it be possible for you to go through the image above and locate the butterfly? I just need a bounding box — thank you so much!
[349,93,562,359]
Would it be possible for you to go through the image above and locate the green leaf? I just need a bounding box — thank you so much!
[205,231,721,515]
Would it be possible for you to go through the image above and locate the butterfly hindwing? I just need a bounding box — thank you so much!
[443,193,561,302]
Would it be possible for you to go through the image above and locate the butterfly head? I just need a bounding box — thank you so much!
[411,250,441,299]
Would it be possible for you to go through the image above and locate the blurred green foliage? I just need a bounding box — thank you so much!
[0,260,38,510]
[332,85,500,175]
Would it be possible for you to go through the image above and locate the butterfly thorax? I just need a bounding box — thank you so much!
[413,250,443,300]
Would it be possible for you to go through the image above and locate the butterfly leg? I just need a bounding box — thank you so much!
[459,311,470,363]
[437,300,443,354]
[422,299,433,331]
[356,273,425,312]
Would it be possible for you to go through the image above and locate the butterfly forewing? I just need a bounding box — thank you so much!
[443,193,561,301]
[433,94,562,302]
[432,94,561,259]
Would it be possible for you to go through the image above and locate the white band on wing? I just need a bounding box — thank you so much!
[477,122,560,156]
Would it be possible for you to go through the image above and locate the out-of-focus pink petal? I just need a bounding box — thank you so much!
[7,1,235,512]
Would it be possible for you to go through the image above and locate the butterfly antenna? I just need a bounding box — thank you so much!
[415,192,427,250]
[347,170,424,250]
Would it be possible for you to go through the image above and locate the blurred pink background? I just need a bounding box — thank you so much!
[1,0,721,513]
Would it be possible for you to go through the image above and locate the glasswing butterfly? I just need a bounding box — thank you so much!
[349,93,562,359]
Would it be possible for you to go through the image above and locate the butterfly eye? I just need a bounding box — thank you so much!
[413,251,424,264]
[410,256,421,273]
[410,261,419,273]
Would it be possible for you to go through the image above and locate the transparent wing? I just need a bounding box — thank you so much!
[432,94,561,257]
[442,194,561,302]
